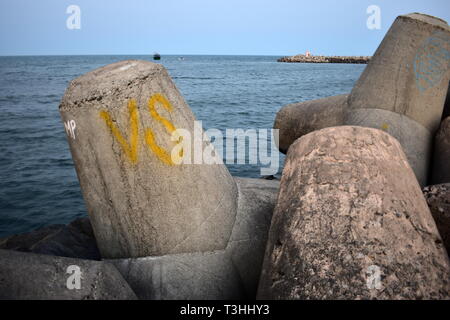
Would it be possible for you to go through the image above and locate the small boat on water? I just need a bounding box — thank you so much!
[153,53,161,60]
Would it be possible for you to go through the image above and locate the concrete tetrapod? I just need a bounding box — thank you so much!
[0,249,137,300]
[274,94,348,154]
[60,60,281,299]
[0,218,101,260]
[345,13,450,186]
[60,60,238,259]
[257,126,450,300]
[346,109,431,186]
[110,177,279,300]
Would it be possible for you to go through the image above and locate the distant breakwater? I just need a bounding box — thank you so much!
[278,54,371,64]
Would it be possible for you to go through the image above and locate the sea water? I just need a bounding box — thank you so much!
[0,55,365,237]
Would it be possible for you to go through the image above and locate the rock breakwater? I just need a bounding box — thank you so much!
[278,54,371,64]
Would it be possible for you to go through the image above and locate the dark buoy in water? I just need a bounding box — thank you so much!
[153,53,161,60]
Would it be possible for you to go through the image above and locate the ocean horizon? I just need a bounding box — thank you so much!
[0,54,366,237]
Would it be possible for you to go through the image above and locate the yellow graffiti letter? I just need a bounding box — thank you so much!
[145,93,182,166]
[99,99,139,164]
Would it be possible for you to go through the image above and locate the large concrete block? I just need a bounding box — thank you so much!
[257,126,450,300]
[0,249,137,300]
[60,60,238,259]
[348,13,450,132]
[423,184,450,255]
[274,94,348,154]
[110,177,279,300]
[345,109,431,186]
[431,117,450,185]
[345,13,450,185]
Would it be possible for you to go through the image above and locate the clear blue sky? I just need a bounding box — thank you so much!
[0,0,449,56]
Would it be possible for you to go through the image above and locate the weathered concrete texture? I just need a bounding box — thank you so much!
[345,13,450,187]
[60,60,238,259]
[431,117,450,185]
[348,13,450,133]
[257,126,450,300]
[111,251,243,300]
[110,177,279,300]
[0,249,137,300]
[345,108,431,187]
[0,218,101,260]
[423,184,450,255]
[274,94,348,154]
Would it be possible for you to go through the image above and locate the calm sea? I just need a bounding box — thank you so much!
[0,55,365,237]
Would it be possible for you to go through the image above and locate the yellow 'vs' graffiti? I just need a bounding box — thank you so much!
[99,93,182,166]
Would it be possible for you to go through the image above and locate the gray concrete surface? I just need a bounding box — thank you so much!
[345,108,431,186]
[345,13,450,186]
[0,249,137,300]
[0,218,101,260]
[348,13,450,133]
[60,60,238,259]
[110,177,279,300]
[274,94,348,154]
